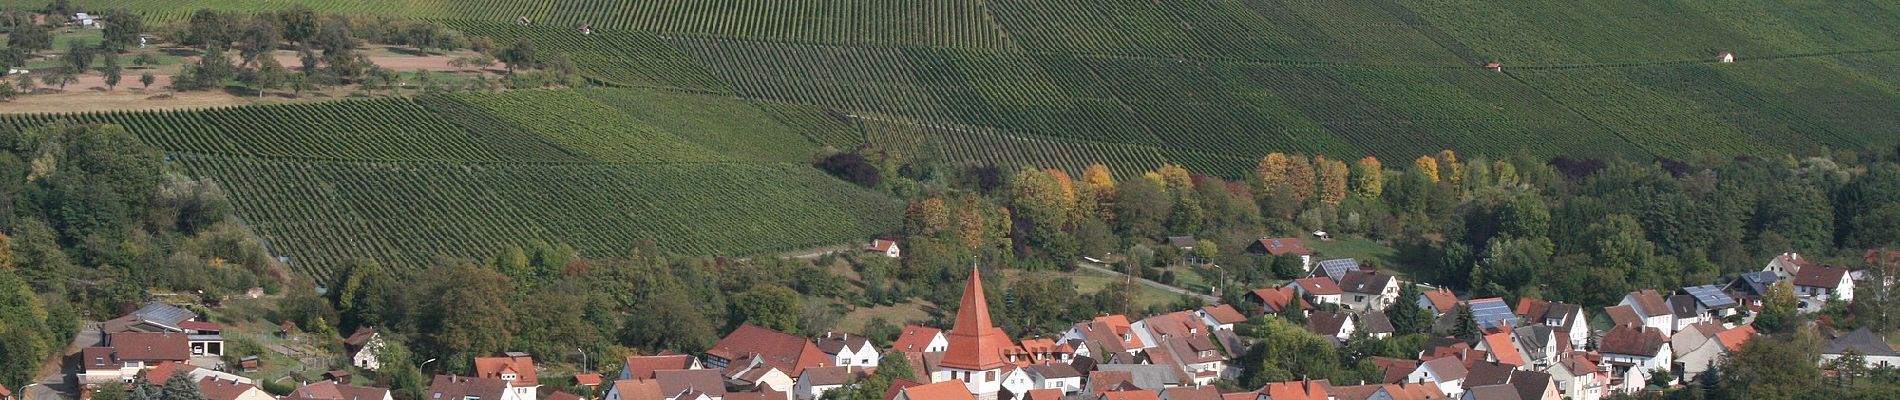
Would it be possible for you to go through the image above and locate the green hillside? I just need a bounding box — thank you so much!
[0,90,901,278]
[6,0,1900,272]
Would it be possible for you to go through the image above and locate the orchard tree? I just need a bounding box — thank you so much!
[499,39,538,73]
[139,72,155,90]
[102,9,145,51]
[99,52,122,91]
[6,22,51,53]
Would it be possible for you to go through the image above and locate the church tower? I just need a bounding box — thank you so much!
[936,267,1010,400]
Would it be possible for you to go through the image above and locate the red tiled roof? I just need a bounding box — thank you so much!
[1026,389,1063,400]
[1793,265,1850,288]
[1514,298,1548,321]
[573,374,602,386]
[1254,238,1310,256]
[1422,289,1458,313]
[1371,357,1419,384]
[1605,305,1642,327]
[1100,390,1159,400]
[1482,332,1524,366]
[623,355,696,380]
[1600,326,1667,356]
[474,355,537,387]
[111,332,190,361]
[892,325,943,353]
[901,381,976,400]
[197,377,260,400]
[345,327,377,348]
[709,324,830,375]
[1715,325,1757,352]
[1292,277,1342,296]
[146,362,198,385]
[868,239,899,253]
[1261,381,1319,400]
[611,380,665,400]
[1627,290,1669,318]
[883,380,920,400]
[1249,287,1309,313]
[1201,304,1246,325]
[287,381,390,400]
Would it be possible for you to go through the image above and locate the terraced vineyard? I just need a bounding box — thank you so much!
[5,0,1900,272]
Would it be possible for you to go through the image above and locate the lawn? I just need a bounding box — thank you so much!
[1306,236,1410,275]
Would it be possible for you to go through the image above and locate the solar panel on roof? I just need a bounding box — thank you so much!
[1682,285,1737,308]
[1467,299,1516,329]
[1317,258,1362,279]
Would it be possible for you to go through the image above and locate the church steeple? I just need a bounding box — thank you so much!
[938,266,1010,370]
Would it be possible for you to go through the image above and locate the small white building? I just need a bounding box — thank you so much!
[1822,328,1900,369]
[815,333,879,368]
[1718,52,1735,63]
[794,366,865,400]
[866,239,901,258]
[345,327,385,371]
[74,13,99,28]
[1406,357,1469,398]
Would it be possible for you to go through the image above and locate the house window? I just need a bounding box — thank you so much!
[986,371,996,381]
[841,359,851,365]
[1355,295,1365,302]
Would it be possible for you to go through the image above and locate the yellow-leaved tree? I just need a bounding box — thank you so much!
[1350,156,1384,199]
[1284,154,1315,202]
[1316,155,1349,205]
[1414,155,1440,183]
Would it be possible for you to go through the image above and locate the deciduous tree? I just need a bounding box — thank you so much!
[732,284,802,333]
[1414,155,1440,183]
[1316,155,1349,205]
[1350,156,1384,199]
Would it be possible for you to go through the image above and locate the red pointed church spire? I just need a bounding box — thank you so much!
[938,266,1011,370]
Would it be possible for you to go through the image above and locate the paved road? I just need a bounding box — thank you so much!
[1074,261,1219,303]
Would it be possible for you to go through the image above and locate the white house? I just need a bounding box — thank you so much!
[1306,311,1356,342]
[1194,305,1245,332]
[1793,264,1854,302]
[287,381,393,400]
[1599,326,1672,392]
[1337,271,1400,311]
[474,353,540,400]
[815,333,879,368]
[1547,353,1607,400]
[794,366,864,400]
[1288,278,1342,306]
[428,375,536,400]
[891,325,948,353]
[197,378,273,400]
[345,328,385,371]
[1718,52,1735,63]
[866,239,901,258]
[1406,357,1468,398]
[999,367,1034,398]
[1024,364,1083,394]
[74,13,98,28]
[1822,327,1900,369]
[1617,290,1674,333]
[1764,252,1809,280]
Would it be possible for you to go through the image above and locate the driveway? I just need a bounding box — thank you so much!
[1074,260,1218,304]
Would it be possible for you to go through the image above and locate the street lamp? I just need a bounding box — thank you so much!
[1209,264,1226,296]
[577,348,588,372]
[23,382,39,400]
[420,358,438,372]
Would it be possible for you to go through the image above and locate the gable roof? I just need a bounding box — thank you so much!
[1088,371,1136,395]
[345,327,378,349]
[1249,287,1308,313]
[473,355,537,387]
[1252,238,1309,256]
[1095,364,1179,390]
[1200,304,1246,325]
[655,369,727,396]
[1307,311,1353,337]
[573,374,602,387]
[623,355,697,380]
[1167,236,1198,249]
[1357,311,1394,334]
[610,380,665,400]
[110,332,190,361]
[1679,285,1739,309]
[1728,271,1779,297]
[1626,290,1670,318]
[709,324,829,375]
[1159,386,1218,400]
[1543,303,1584,330]
[544,392,584,400]
[798,366,867,387]
[1824,327,1899,357]
[816,333,874,356]
[1715,325,1757,353]
[1668,295,1701,318]
[1025,363,1081,379]
[1314,259,1364,282]
[1292,277,1342,296]
[134,303,197,327]
[900,381,975,400]
[1600,326,1667,356]
[198,377,262,400]
[1481,332,1523,366]
[1463,384,1520,400]
[868,239,899,253]
[1338,271,1395,295]
[288,381,391,400]
[892,325,944,353]
[1514,299,1549,323]
[1026,389,1063,400]
[1461,362,1515,389]
[1371,357,1419,384]
[1466,298,1515,330]
[1421,289,1458,314]
[1099,390,1159,400]
[428,375,509,400]
[1794,264,1850,288]
[1605,305,1642,327]
[1419,357,1467,382]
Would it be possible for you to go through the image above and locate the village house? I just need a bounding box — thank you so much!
[1155,386,1218,400]
[1725,271,1779,309]
[1288,277,1342,306]
[816,332,879,368]
[1462,298,1517,331]
[80,331,191,384]
[1058,315,1148,361]
[1195,305,1245,331]
[1245,287,1310,316]
[1096,389,1159,400]
[1822,327,1900,369]
[1357,311,1395,340]
[1023,363,1082,394]
[621,354,703,381]
[794,366,866,400]
[428,375,534,400]
[1672,324,1754,383]
[1091,365,1179,392]
[1764,252,1810,280]
[100,303,225,357]
[1247,237,1312,272]
[1311,258,1365,283]
[474,353,540,400]
[1512,325,1557,369]
[346,327,386,371]
[1546,352,1608,400]
[706,324,830,375]
[1515,299,1588,349]
[1337,270,1400,311]
[867,239,901,258]
[286,381,394,400]
[1675,285,1740,322]
[1406,356,1469,398]
[1792,264,1854,303]
[1475,330,1526,368]
[1013,337,1075,365]
[1306,311,1357,342]
[1598,325,1672,393]
[893,325,949,353]
[198,377,272,400]
[1257,380,1333,400]
[893,381,977,400]
[1616,290,1674,333]
[1666,295,1706,332]
[1419,287,1460,317]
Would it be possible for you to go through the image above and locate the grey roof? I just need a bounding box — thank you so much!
[1824,327,1900,357]
[1462,362,1516,389]
[1463,385,1520,400]
[1357,311,1394,334]
[1307,311,1352,337]
[1314,259,1364,281]
[1727,272,1779,297]
[1094,364,1179,389]
[133,303,196,327]
[1468,299,1516,330]
[1026,363,1082,379]
[1510,371,1552,400]
[1679,285,1739,309]
[1544,303,1584,330]
[1420,357,1468,381]
[1167,236,1198,248]
[1668,295,1701,319]
[1339,271,1395,295]
[1513,325,1552,362]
